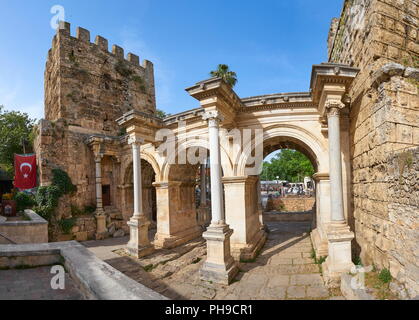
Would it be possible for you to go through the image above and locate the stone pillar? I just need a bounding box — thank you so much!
[310,173,330,258]
[223,176,267,261]
[94,154,107,240]
[126,135,154,258]
[200,110,238,285]
[322,101,354,287]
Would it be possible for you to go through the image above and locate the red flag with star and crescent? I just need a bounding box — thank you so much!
[14,154,37,190]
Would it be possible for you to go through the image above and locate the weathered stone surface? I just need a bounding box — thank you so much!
[329,0,419,299]
[404,67,419,81]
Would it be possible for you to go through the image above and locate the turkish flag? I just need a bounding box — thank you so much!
[14,154,37,190]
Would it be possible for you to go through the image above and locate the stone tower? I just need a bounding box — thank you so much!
[44,21,156,133]
[35,22,157,224]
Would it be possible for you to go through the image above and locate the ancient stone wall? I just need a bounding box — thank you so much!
[45,22,156,131]
[271,197,316,213]
[35,22,156,228]
[329,0,418,298]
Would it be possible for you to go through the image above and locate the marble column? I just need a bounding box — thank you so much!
[126,135,154,258]
[322,100,354,288]
[199,110,238,285]
[94,154,107,239]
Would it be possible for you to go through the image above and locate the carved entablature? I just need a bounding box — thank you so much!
[310,63,359,117]
[185,77,244,125]
[240,92,316,112]
[116,109,163,144]
[86,135,121,158]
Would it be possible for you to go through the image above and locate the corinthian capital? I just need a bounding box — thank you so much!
[202,110,225,127]
[128,134,144,147]
[325,99,346,117]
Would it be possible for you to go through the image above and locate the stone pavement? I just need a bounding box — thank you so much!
[0,266,84,300]
[83,221,344,300]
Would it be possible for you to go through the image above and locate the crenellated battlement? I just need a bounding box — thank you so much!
[45,21,156,131]
[54,21,153,71]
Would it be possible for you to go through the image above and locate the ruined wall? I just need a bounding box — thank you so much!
[329,0,418,298]
[35,22,155,223]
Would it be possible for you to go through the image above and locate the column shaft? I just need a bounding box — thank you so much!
[208,119,224,224]
[327,109,345,223]
[95,156,103,213]
[132,142,143,217]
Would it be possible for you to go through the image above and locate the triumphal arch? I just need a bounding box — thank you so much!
[36,0,419,295]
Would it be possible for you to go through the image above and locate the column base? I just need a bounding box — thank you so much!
[231,229,267,261]
[310,228,329,259]
[126,216,154,258]
[322,224,355,288]
[95,214,108,240]
[199,224,238,285]
[154,225,202,249]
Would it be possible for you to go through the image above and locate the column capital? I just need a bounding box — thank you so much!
[325,99,346,117]
[94,153,104,163]
[128,134,144,147]
[202,110,224,127]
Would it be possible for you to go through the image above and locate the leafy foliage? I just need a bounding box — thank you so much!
[34,185,61,221]
[84,205,96,215]
[52,168,77,196]
[210,64,238,87]
[14,192,36,212]
[260,149,315,182]
[115,60,133,77]
[378,268,392,284]
[59,217,77,234]
[156,109,171,119]
[0,105,36,174]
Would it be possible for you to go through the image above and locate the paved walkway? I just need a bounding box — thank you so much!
[0,266,84,300]
[83,221,344,300]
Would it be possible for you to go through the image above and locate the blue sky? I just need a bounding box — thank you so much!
[0,0,343,121]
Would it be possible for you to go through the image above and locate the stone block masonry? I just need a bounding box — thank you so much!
[328,0,418,298]
[35,22,157,230]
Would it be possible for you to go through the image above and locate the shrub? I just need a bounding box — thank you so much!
[59,218,77,234]
[33,205,54,221]
[70,204,83,216]
[378,268,392,284]
[52,169,77,196]
[115,60,133,77]
[14,192,36,212]
[35,185,61,209]
[84,205,96,215]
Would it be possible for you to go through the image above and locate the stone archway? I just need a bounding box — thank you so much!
[234,124,332,259]
[153,144,210,249]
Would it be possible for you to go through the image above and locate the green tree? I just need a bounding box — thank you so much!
[261,150,314,182]
[210,64,238,87]
[0,105,36,174]
[156,109,171,119]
